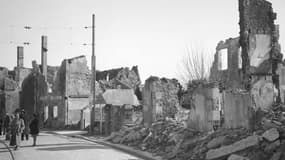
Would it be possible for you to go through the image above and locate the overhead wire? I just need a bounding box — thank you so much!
[0,24,93,47]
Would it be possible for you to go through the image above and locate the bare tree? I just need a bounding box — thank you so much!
[178,46,210,86]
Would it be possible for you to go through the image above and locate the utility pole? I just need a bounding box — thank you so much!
[90,14,96,135]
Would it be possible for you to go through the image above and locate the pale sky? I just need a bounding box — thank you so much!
[0,0,284,83]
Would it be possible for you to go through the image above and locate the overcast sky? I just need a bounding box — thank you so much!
[0,0,284,83]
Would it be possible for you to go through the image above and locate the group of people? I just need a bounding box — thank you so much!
[0,109,40,150]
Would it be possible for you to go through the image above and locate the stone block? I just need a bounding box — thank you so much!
[206,135,259,160]
[262,128,279,142]
[228,154,249,160]
[264,140,280,153]
[270,151,282,160]
[224,92,252,129]
[207,136,227,149]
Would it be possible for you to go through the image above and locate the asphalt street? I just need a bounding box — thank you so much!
[0,131,142,160]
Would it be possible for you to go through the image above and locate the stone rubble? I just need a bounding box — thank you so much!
[105,103,285,160]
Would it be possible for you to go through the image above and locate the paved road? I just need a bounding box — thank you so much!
[0,132,142,160]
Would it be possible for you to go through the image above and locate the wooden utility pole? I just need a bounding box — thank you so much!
[90,14,96,135]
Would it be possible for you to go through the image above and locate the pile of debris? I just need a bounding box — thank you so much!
[106,104,285,160]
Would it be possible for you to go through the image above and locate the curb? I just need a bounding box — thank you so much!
[72,135,163,160]
[48,131,162,160]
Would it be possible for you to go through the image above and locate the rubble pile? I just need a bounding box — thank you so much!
[106,104,285,160]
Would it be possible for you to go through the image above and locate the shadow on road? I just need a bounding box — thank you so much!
[37,144,109,151]
[0,142,85,150]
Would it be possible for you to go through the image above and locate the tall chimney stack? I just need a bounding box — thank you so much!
[41,36,47,80]
[17,46,24,68]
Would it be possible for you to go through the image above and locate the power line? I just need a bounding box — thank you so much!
[0,25,92,31]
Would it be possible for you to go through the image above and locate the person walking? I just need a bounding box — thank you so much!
[10,112,25,150]
[20,110,29,141]
[29,113,39,146]
[4,114,11,140]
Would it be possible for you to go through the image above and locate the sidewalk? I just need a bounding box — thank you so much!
[50,130,163,160]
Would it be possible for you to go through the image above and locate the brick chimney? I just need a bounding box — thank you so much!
[41,36,47,80]
[17,46,24,68]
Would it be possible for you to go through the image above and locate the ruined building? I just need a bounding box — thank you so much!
[142,76,181,127]
[96,66,142,100]
[179,0,284,132]
[42,55,142,129]
[0,46,32,117]
[206,0,284,130]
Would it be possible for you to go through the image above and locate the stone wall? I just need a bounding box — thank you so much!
[97,66,141,100]
[21,71,48,127]
[0,67,9,90]
[142,76,180,127]
[0,67,20,116]
[5,90,20,114]
[239,0,282,91]
[277,63,285,103]
[15,67,32,89]
[187,84,221,132]
[209,38,242,89]
[223,92,253,129]
[65,56,91,96]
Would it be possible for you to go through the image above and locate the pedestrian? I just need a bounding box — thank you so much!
[4,113,11,140]
[20,110,29,141]
[29,113,39,146]
[10,112,25,150]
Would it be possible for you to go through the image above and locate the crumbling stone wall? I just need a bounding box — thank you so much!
[49,56,91,128]
[0,67,9,90]
[46,65,59,92]
[142,76,180,127]
[97,66,141,100]
[277,63,285,103]
[239,0,283,111]
[209,38,242,89]
[15,67,32,89]
[185,83,221,132]
[5,90,20,114]
[65,56,91,96]
[239,0,282,89]
[21,70,48,127]
[223,91,253,129]
[0,67,20,115]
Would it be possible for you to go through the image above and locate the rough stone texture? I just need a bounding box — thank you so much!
[46,56,106,128]
[206,135,259,160]
[0,67,9,90]
[17,46,24,68]
[46,65,59,92]
[269,151,282,160]
[4,90,19,114]
[223,92,253,129]
[15,67,32,89]
[49,56,92,127]
[187,84,220,132]
[97,66,141,100]
[4,77,18,91]
[251,76,274,111]
[207,136,227,149]
[142,76,180,127]
[41,36,48,80]
[228,154,249,160]
[21,70,48,127]
[264,140,280,153]
[65,55,91,96]
[96,66,140,88]
[209,38,242,89]
[277,63,285,103]
[262,128,279,142]
[239,0,282,100]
